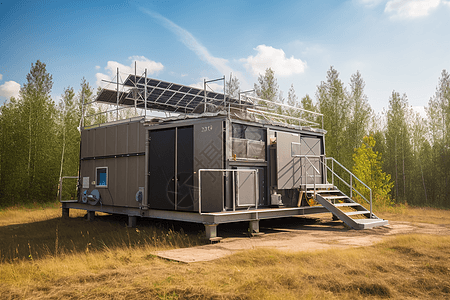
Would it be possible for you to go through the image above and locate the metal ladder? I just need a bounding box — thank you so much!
[306,186,388,229]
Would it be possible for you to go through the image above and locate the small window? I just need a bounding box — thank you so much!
[96,167,108,188]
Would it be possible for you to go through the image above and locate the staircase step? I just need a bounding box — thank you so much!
[302,184,334,190]
[334,203,361,207]
[306,189,338,194]
[353,219,389,229]
[346,211,370,216]
[321,195,348,200]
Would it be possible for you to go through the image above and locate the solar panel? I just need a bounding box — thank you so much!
[96,75,251,114]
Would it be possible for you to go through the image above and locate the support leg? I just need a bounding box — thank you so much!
[204,224,222,242]
[249,220,260,236]
[87,211,95,221]
[62,206,70,218]
[128,216,137,228]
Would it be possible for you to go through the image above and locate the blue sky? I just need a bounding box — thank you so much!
[1,0,449,114]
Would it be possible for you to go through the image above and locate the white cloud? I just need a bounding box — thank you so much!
[241,45,307,77]
[95,66,101,70]
[95,73,112,89]
[385,0,448,19]
[0,80,20,99]
[141,9,234,76]
[0,74,3,80]
[95,56,164,88]
[105,56,164,78]
[356,0,385,8]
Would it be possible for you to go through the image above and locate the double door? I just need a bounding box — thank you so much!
[148,126,194,211]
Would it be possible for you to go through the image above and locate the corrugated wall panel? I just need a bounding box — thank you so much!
[128,122,138,153]
[106,126,116,156]
[117,123,128,154]
[115,157,127,206]
[94,128,106,157]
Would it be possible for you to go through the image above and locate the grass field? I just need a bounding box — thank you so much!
[0,204,449,299]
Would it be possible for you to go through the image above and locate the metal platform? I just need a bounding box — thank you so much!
[61,201,328,225]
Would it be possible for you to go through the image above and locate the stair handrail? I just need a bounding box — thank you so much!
[293,155,323,198]
[324,157,372,218]
[305,156,320,197]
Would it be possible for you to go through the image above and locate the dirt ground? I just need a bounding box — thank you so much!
[154,214,450,263]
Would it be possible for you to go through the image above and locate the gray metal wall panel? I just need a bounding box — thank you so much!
[126,155,138,207]
[117,123,128,154]
[128,122,138,154]
[138,121,146,153]
[194,120,224,212]
[87,129,95,158]
[116,157,127,206]
[105,159,116,205]
[300,136,322,184]
[80,159,94,191]
[137,155,145,206]
[106,126,116,156]
[276,132,301,189]
[80,129,90,158]
[80,156,143,208]
[94,128,106,157]
[236,171,257,207]
[79,120,146,209]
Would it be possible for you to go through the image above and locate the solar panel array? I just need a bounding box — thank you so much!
[96,75,250,114]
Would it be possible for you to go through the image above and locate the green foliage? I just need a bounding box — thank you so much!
[424,70,450,207]
[0,62,94,206]
[226,73,240,99]
[347,71,372,152]
[285,84,299,123]
[0,61,60,206]
[384,91,413,203]
[254,68,279,102]
[352,135,394,208]
[316,66,350,167]
[57,87,80,200]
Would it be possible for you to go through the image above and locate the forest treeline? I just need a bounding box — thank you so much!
[249,67,450,208]
[0,60,449,208]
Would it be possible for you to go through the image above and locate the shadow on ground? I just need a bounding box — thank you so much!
[0,213,205,262]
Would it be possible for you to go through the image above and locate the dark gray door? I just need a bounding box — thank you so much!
[148,127,194,211]
[149,128,175,210]
[176,127,194,211]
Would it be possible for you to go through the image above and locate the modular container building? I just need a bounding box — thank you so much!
[60,74,388,239]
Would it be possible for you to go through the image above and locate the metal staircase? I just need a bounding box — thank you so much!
[306,185,388,229]
[300,156,389,230]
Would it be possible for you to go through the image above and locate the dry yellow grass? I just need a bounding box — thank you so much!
[379,205,450,225]
[1,204,450,299]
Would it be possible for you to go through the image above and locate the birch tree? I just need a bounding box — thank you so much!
[384,91,412,202]
[316,66,350,166]
[347,71,372,152]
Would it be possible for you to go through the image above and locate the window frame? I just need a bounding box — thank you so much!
[95,167,108,188]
